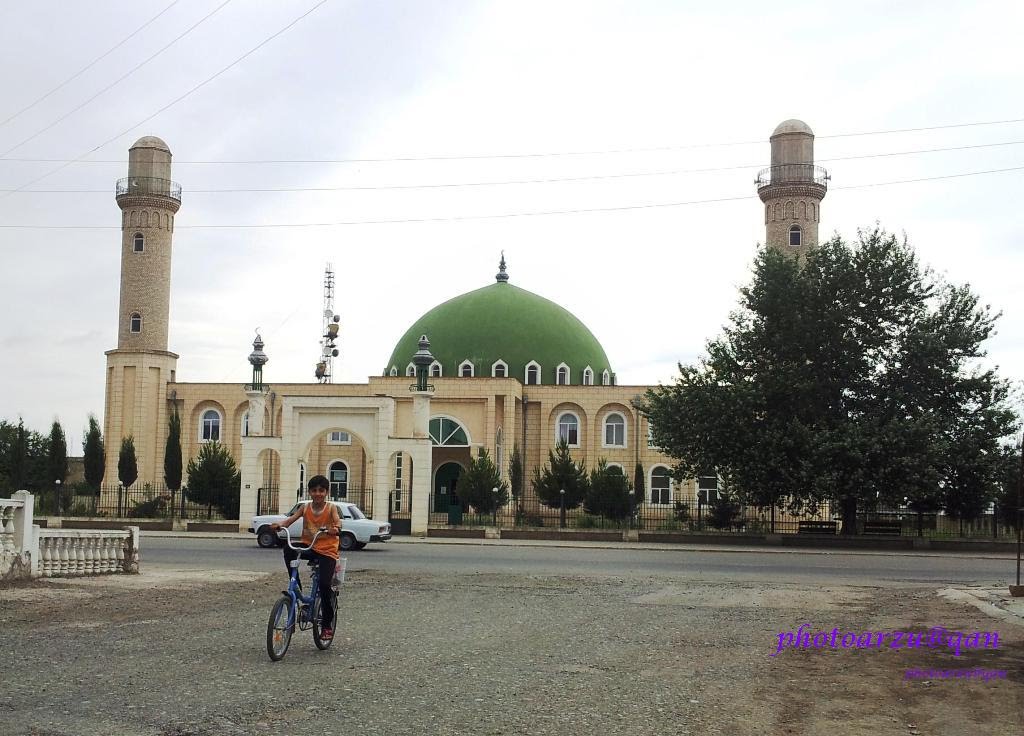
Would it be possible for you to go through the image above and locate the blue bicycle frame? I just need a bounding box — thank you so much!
[280,527,329,630]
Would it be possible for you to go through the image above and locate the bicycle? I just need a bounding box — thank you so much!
[266,527,342,661]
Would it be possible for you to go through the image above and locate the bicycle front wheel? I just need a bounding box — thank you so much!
[266,596,294,661]
[312,590,339,650]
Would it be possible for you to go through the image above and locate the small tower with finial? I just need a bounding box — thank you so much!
[756,120,829,258]
[495,251,509,283]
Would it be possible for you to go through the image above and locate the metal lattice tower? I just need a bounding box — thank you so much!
[314,264,340,383]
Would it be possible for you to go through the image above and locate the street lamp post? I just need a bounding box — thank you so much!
[559,488,566,529]
[55,479,62,517]
[1013,431,1024,596]
[629,489,636,532]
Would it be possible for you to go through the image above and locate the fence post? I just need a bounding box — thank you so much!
[117,484,124,518]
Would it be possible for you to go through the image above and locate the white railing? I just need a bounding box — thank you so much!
[1,491,139,580]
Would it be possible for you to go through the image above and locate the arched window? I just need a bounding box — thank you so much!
[556,412,579,447]
[430,361,442,377]
[492,360,508,378]
[603,412,625,446]
[789,225,802,247]
[133,233,144,252]
[242,412,249,437]
[459,360,474,377]
[601,369,611,386]
[583,367,593,386]
[328,460,348,498]
[406,363,416,377]
[129,312,142,333]
[428,416,470,446]
[389,366,398,376]
[201,409,221,442]
[556,363,570,385]
[651,466,671,504]
[526,361,541,385]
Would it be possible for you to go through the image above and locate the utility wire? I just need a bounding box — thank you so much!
[2,164,1021,230]
[1,116,1023,166]
[0,0,184,131]
[0,0,329,201]
[3,140,1022,194]
[0,0,235,158]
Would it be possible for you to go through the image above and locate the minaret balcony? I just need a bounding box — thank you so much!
[116,177,182,202]
[755,164,829,191]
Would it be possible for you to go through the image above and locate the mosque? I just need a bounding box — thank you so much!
[101,120,828,534]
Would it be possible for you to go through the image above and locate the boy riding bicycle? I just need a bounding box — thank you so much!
[270,475,341,641]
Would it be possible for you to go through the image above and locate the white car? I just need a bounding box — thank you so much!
[249,501,391,551]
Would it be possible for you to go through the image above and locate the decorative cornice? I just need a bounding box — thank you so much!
[115,193,181,214]
[757,183,826,204]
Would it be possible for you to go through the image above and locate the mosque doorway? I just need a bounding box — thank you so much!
[434,462,463,524]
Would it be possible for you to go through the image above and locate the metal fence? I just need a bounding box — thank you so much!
[32,484,235,521]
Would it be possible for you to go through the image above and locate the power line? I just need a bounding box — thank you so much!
[0,0,235,158]
[2,164,1021,230]
[0,0,184,130]
[3,140,1022,194]
[0,0,329,201]
[1,116,1023,166]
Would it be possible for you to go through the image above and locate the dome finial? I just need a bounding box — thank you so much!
[495,251,509,283]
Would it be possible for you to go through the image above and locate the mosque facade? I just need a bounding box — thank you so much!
[101,121,826,534]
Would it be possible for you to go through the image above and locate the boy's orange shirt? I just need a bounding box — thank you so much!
[301,503,341,560]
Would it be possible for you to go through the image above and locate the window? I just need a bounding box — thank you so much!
[430,361,442,377]
[603,412,625,446]
[242,412,249,437]
[583,367,593,386]
[789,225,802,246]
[389,366,398,376]
[299,462,306,490]
[556,363,570,385]
[697,474,719,504]
[133,233,144,252]
[201,409,221,442]
[129,312,142,333]
[459,360,474,377]
[394,452,403,512]
[526,361,541,385]
[428,417,469,446]
[328,461,348,498]
[651,466,671,504]
[328,431,351,445]
[601,369,610,386]
[406,363,416,377]
[557,412,579,446]
[492,360,507,378]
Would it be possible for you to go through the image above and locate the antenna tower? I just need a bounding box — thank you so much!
[314,264,340,383]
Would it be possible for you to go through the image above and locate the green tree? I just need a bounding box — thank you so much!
[186,441,241,518]
[633,462,645,513]
[82,415,105,493]
[584,460,633,521]
[47,420,68,486]
[164,408,182,492]
[643,228,1018,534]
[508,443,524,516]
[118,436,138,488]
[459,447,509,519]
[707,490,742,530]
[995,442,1023,530]
[532,438,588,510]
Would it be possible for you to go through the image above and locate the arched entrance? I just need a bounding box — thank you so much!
[434,462,463,523]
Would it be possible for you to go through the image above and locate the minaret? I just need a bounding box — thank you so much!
[103,136,182,487]
[756,119,828,258]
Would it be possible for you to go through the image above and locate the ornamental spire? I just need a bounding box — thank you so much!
[495,251,509,283]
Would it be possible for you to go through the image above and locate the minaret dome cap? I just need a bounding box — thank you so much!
[772,119,813,137]
[131,135,171,152]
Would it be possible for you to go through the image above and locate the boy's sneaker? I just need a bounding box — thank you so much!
[320,627,334,641]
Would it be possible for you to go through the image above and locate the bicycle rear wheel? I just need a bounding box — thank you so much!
[266,596,294,661]
[312,590,339,650]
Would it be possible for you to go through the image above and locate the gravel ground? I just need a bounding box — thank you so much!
[1,566,1022,736]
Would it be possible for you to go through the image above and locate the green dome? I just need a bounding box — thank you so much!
[385,270,612,385]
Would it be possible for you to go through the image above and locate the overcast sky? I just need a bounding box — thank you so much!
[1,0,1022,446]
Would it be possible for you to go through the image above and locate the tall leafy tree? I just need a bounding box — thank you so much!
[186,441,241,518]
[532,438,588,510]
[83,415,105,493]
[164,408,182,492]
[118,436,139,489]
[633,462,645,513]
[459,447,509,517]
[508,443,524,514]
[47,420,68,486]
[584,460,633,521]
[644,228,1018,534]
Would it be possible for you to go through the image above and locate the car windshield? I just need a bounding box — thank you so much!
[347,505,366,520]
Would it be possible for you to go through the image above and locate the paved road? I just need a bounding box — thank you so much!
[141,535,1019,586]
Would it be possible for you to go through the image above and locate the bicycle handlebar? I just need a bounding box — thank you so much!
[279,526,333,552]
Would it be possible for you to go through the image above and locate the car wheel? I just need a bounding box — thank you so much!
[352,541,366,550]
[339,532,356,551]
[257,527,279,548]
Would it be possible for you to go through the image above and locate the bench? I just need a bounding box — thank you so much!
[797,520,837,535]
[862,521,902,536]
